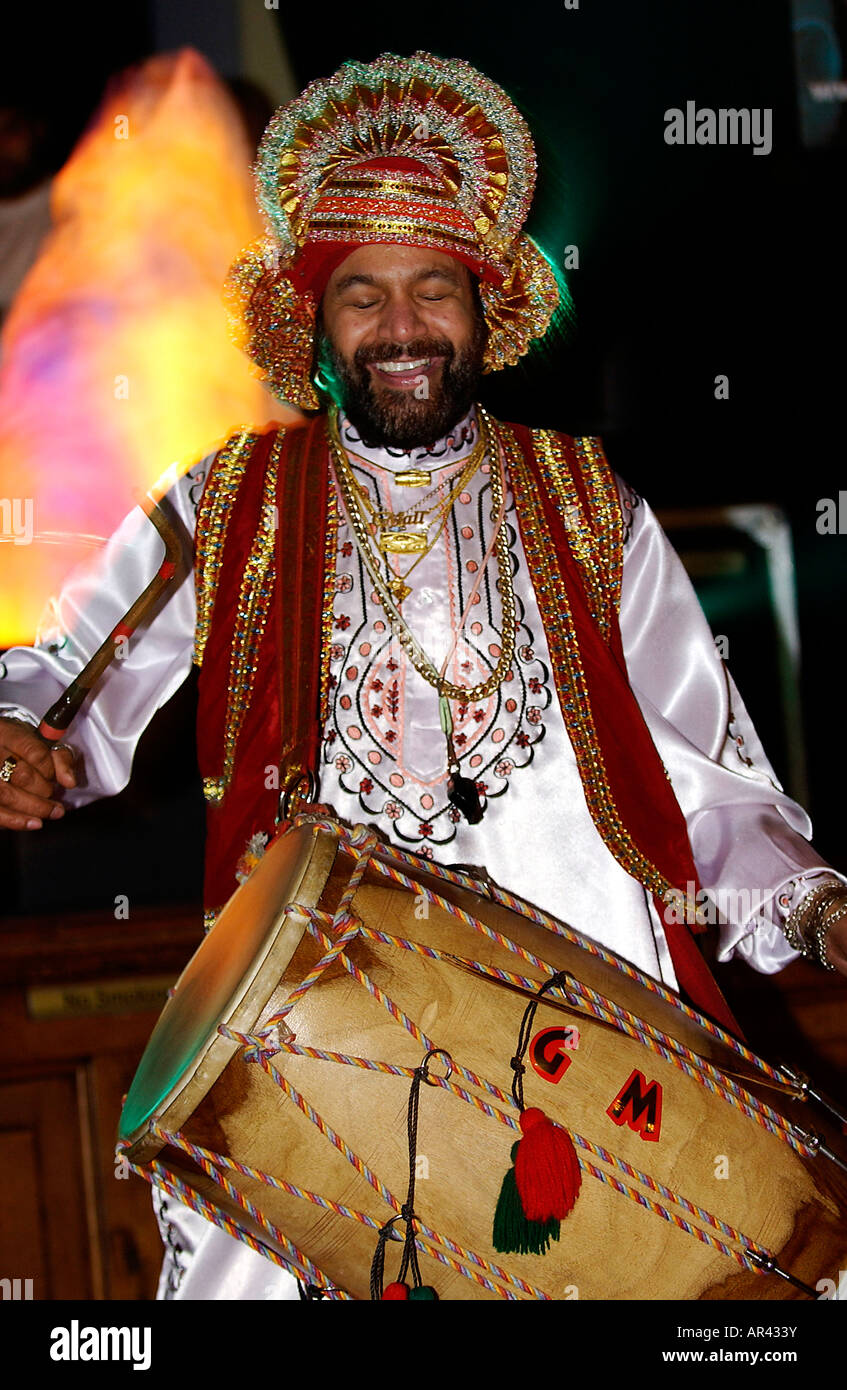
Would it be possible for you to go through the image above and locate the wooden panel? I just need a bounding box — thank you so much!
[0,1074,92,1299]
[0,903,202,1302]
[0,1129,46,1289]
[88,1053,162,1300]
[0,907,202,987]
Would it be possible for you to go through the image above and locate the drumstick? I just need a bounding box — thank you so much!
[444,953,591,1020]
[443,954,807,1100]
[38,492,183,741]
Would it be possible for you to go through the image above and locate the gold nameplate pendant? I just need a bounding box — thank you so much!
[378,530,427,554]
[388,577,412,604]
[394,469,431,487]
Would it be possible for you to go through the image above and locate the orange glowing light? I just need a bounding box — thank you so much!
[0,48,301,647]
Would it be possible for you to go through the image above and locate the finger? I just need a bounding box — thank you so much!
[1,751,56,800]
[0,721,56,781]
[0,780,65,822]
[50,746,78,789]
[0,805,45,830]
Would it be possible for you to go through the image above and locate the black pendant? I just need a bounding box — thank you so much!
[447,771,484,825]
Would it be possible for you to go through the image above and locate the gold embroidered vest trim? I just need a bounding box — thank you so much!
[194,427,262,667]
[525,428,623,642]
[194,424,338,808]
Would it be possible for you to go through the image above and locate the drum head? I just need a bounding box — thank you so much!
[118,823,337,1151]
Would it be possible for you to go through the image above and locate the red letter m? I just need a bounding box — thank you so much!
[606,1069,663,1142]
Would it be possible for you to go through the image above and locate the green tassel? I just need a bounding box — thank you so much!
[493,1168,560,1255]
[409,1285,438,1300]
[492,1144,561,1256]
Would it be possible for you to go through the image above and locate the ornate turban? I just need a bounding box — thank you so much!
[224,52,563,409]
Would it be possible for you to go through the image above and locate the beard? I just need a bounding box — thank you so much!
[315,311,488,450]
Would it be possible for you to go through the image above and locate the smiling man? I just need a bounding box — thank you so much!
[1,51,846,1302]
[317,245,488,448]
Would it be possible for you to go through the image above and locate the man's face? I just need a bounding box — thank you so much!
[318,244,488,449]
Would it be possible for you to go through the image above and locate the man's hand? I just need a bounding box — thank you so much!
[825,914,847,977]
[0,717,76,830]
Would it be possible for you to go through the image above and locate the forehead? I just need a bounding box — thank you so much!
[326,244,470,294]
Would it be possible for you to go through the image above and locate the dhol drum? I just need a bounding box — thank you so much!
[119,816,847,1301]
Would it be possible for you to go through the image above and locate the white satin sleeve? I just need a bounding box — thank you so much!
[617,480,843,973]
[0,459,209,804]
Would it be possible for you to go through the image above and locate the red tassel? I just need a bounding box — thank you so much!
[382,1281,410,1300]
[513,1107,582,1222]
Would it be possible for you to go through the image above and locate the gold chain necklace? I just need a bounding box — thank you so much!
[332,444,473,592]
[328,404,516,825]
[346,434,486,555]
[343,432,486,526]
[336,432,487,604]
[328,405,516,704]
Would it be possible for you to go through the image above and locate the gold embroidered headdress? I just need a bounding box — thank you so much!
[225,51,561,409]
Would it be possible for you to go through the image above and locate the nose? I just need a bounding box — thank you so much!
[375,289,427,346]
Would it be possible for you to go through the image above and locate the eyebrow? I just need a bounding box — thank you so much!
[333,266,462,294]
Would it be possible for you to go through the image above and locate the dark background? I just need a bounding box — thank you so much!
[3,0,846,913]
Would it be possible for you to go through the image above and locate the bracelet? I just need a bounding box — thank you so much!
[815,898,847,972]
[783,882,841,952]
[784,880,847,969]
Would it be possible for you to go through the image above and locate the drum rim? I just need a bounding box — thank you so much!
[118,823,339,1161]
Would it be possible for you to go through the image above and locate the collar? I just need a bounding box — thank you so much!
[337,406,479,474]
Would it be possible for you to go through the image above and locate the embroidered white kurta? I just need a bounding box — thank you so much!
[0,409,837,1300]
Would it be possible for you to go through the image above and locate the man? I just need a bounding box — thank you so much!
[1,52,845,1300]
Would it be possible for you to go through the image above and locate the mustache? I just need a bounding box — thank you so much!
[353,338,455,369]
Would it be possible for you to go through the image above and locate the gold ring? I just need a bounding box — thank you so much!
[0,755,18,783]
